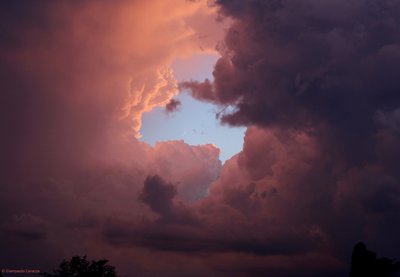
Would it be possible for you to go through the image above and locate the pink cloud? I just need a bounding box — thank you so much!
[2,1,400,276]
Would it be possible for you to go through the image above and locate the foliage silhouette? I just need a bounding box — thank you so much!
[350,242,400,277]
[41,256,121,277]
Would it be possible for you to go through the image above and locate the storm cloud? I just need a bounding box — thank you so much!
[183,0,400,162]
[2,0,400,277]
[181,0,400,275]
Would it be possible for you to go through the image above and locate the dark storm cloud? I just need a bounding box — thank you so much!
[182,0,400,160]
[139,175,200,225]
[178,2,400,275]
[3,0,400,276]
[103,174,320,259]
[140,175,177,215]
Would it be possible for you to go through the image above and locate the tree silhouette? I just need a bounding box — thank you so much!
[350,242,400,277]
[41,256,121,277]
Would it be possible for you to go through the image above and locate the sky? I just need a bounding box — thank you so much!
[141,52,246,162]
[1,1,400,277]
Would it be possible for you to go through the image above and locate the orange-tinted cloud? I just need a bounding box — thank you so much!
[0,0,224,273]
[5,1,400,276]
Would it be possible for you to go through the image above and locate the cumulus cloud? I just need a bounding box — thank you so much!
[104,124,398,276]
[149,140,222,202]
[139,175,199,225]
[182,0,400,158]
[0,0,224,274]
[176,0,400,275]
[140,175,177,216]
[3,0,400,276]
[104,172,318,258]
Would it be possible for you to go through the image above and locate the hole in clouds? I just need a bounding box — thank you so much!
[140,53,245,163]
